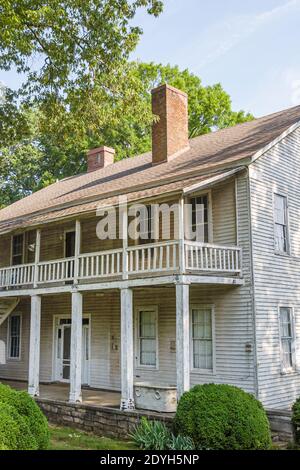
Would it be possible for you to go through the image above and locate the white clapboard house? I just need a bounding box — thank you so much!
[0,84,300,413]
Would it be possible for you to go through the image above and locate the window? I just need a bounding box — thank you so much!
[11,234,24,265]
[139,205,154,244]
[137,308,157,367]
[279,307,295,372]
[274,194,288,254]
[8,315,21,359]
[191,307,213,371]
[189,195,209,242]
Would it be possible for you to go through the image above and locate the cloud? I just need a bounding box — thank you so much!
[284,68,300,106]
[194,0,300,70]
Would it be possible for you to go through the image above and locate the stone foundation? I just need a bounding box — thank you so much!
[266,409,294,441]
[36,397,295,442]
[36,398,174,439]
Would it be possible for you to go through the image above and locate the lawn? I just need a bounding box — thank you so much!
[48,425,137,450]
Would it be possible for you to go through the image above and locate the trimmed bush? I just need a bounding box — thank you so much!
[174,384,272,450]
[0,402,37,450]
[292,397,300,444]
[0,383,49,449]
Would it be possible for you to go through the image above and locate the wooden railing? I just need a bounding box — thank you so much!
[0,264,35,288]
[0,241,241,289]
[127,241,179,275]
[185,241,241,274]
[78,249,123,279]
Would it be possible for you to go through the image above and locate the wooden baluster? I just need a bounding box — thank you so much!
[147,248,151,271]
[159,246,163,270]
[101,255,104,276]
[141,248,145,272]
[106,254,109,275]
[135,250,139,273]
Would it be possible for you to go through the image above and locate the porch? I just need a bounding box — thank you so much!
[0,379,121,408]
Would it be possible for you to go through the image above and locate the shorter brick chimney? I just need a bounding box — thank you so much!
[151,84,189,165]
[87,146,115,172]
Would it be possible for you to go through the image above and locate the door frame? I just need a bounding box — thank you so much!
[63,229,76,258]
[52,313,91,385]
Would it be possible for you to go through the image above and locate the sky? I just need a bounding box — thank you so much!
[1,0,300,117]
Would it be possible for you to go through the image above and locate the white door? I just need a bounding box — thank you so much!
[54,318,90,384]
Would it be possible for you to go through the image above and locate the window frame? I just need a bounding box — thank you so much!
[186,190,213,243]
[135,306,159,370]
[190,304,216,375]
[7,313,22,361]
[273,192,290,256]
[278,305,297,374]
[10,233,25,266]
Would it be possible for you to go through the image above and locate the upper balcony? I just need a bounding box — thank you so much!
[0,239,242,290]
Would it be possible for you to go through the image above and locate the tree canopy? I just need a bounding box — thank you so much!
[0,2,253,207]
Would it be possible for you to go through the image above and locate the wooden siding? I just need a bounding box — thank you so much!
[212,179,237,246]
[0,298,30,380]
[250,126,300,409]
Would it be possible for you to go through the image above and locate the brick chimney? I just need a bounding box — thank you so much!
[87,146,115,172]
[151,84,189,165]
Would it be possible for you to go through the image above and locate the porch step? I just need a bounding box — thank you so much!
[0,297,20,326]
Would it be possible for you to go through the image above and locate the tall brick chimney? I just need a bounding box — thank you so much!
[151,84,189,165]
[87,146,115,172]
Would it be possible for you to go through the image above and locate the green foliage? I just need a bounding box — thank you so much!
[0,1,163,103]
[131,417,195,450]
[0,383,49,449]
[292,397,300,444]
[0,401,37,450]
[174,384,272,450]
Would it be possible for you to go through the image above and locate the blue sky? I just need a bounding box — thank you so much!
[1,0,300,117]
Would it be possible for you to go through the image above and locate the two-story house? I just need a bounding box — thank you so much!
[0,84,300,416]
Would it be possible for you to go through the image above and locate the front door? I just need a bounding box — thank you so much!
[54,317,90,384]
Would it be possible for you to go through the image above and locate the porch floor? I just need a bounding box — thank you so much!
[1,380,121,408]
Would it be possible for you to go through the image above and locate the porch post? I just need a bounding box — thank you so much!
[120,287,134,410]
[176,282,190,400]
[33,229,41,288]
[69,291,82,403]
[28,295,41,397]
[74,219,81,284]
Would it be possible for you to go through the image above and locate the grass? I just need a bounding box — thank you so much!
[48,424,137,450]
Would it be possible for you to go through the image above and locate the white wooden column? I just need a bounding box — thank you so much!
[178,197,186,274]
[176,282,190,400]
[74,220,81,284]
[120,287,134,410]
[33,229,41,288]
[28,295,41,397]
[121,200,128,280]
[69,291,82,403]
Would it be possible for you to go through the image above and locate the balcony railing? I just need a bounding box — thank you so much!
[0,241,242,289]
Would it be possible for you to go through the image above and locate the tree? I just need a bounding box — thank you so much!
[0,62,253,207]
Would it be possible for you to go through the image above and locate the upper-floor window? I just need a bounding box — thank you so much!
[139,205,154,244]
[279,306,296,372]
[11,234,24,265]
[8,314,21,359]
[274,194,289,254]
[191,306,214,371]
[137,307,158,368]
[189,195,209,242]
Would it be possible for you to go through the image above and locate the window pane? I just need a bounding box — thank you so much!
[274,224,287,253]
[274,195,286,225]
[190,196,209,242]
[280,307,294,370]
[192,308,213,370]
[139,310,156,367]
[9,316,20,358]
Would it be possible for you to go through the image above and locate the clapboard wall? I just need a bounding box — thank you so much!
[249,126,300,409]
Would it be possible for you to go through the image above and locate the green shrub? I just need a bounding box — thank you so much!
[174,384,272,450]
[0,402,37,450]
[0,383,49,449]
[132,417,195,450]
[292,397,300,444]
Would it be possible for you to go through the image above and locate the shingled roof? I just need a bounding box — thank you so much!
[0,104,300,234]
